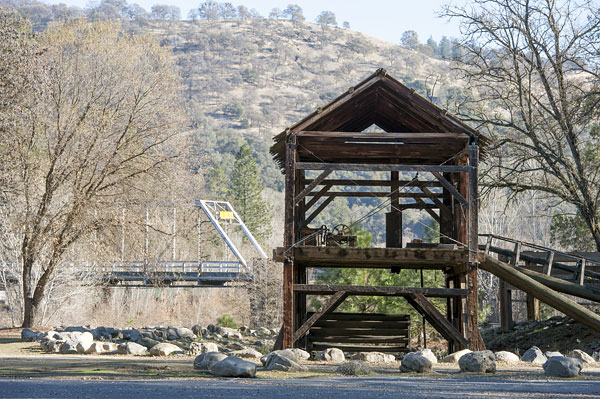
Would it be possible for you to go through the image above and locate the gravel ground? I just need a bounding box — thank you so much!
[2,376,600,399]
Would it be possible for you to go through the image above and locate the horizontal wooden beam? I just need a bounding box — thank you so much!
[296,162,470,173]
[294,284,468,297]
[309,344,410,352]
[304,179,442,188]
[274,246,469,269]
[308,192,442,198]
[297,131,470,140]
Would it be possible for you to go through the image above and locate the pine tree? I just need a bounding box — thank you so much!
[229,143,272,242]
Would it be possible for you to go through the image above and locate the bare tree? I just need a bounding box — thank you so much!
[442,0,600,250]
[3,19,184,327]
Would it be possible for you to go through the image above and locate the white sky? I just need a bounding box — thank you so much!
[54,0,464,43]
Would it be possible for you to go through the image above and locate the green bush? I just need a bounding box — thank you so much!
[217,313,238,329]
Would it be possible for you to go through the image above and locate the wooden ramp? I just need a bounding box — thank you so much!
[479,255,600,332]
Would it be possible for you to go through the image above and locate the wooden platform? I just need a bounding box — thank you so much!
[273,246,468,270]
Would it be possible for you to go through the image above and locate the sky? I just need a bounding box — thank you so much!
[58,0,464,43]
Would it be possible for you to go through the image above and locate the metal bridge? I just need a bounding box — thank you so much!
[0,200,268,289]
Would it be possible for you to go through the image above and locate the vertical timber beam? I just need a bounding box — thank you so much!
[456,155,469,342]
[388,171,402,273]
[467,144,485,350]
[525,261,540,321]
[282,132,297,349]
[498,254,514,331]
[294,168,306,348]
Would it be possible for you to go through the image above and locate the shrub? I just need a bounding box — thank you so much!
[217,313,238,329]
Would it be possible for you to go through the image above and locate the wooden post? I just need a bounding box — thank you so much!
[282,132,297,349]
[525,261,540,321]
[466,143,485,350]
[498,253,514,331]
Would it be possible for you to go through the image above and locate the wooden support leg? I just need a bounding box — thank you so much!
[499,279,513,331]
[282,258,294,349]
[526,294,540,322]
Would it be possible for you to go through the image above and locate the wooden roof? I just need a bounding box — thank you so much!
[270,69,490,170]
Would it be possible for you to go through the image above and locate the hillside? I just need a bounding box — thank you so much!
[128,18,464,245]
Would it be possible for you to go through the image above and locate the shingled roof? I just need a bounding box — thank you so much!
[270,68,490,171]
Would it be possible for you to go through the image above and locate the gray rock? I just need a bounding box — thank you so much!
[336,360,372,376]
[191,325,205,336]
[353,352,396,363]
[290,348,311,361]
[210,356,257,378]
[543,356,583,377]
[399,353,432,373]
[415,348,438,364]
[74,332,94,354]
[85,342,118,354]
[138,337,160,349]
[441,349,471,363]
[316,348,345,362]
[59,340,78,354]
[545,351,563,359]
[256,327,271,337]
[122,329,141,342]
[65,326,87,333]
[569,349,595,363]
[264,352,307,372]
[166,328,179,340]
[521,346,547,364]
[176,327,195,339]
[149,342,184,356]
[21,328,40,342]
[230,348,263,359]
[194,352,228,371]
[495,351,520,364]
[41,339,62,353]
[189,342,219,355]
[459,350,496,373]
[118,342,148,355]
[260,349,298,366]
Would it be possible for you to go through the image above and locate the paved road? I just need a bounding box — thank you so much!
[1,376,599,399]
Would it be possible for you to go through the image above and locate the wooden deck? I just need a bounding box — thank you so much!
[273,246,468,270]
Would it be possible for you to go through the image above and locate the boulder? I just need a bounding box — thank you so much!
[543,356,583,378]
[74,332,94,354]
[122,329,141,342]
[353,352,396,363]
[118,342,148,355]
[191,325,206,336]
[263,352,307,372]
[210,356,257,378]
[189,342,219,355]
[290,348,310,361]
[569,349,595,364]
[441,349,471,363]
[21,328,40,342]
[260,349,298,366]
[400,353,432,373]
[176,327,195,339]
[256,327,271,337]
[194,352,228,371]
[544,351,563,359]
[41,339,62,353]
[230,348,263,359]
[149,342,184,356]
[138,337,160,349]
[167,328,179,340]
[336,360,372,376]
[59,340,79,354]
[459,351,496,373]
[495,351,520,364]
[316,348,345,362]
[521,346,547,364]
[415,348,438,364]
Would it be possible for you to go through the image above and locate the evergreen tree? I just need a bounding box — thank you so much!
[229,143,272,242]
[206,163,229,200]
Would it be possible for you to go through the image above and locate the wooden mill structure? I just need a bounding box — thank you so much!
[271,69,490,352]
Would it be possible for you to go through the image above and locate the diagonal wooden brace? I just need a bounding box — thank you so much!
[431,171,468,206]
[292,290,347,344]
[405,292,469,349]
[295,170,332,205]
